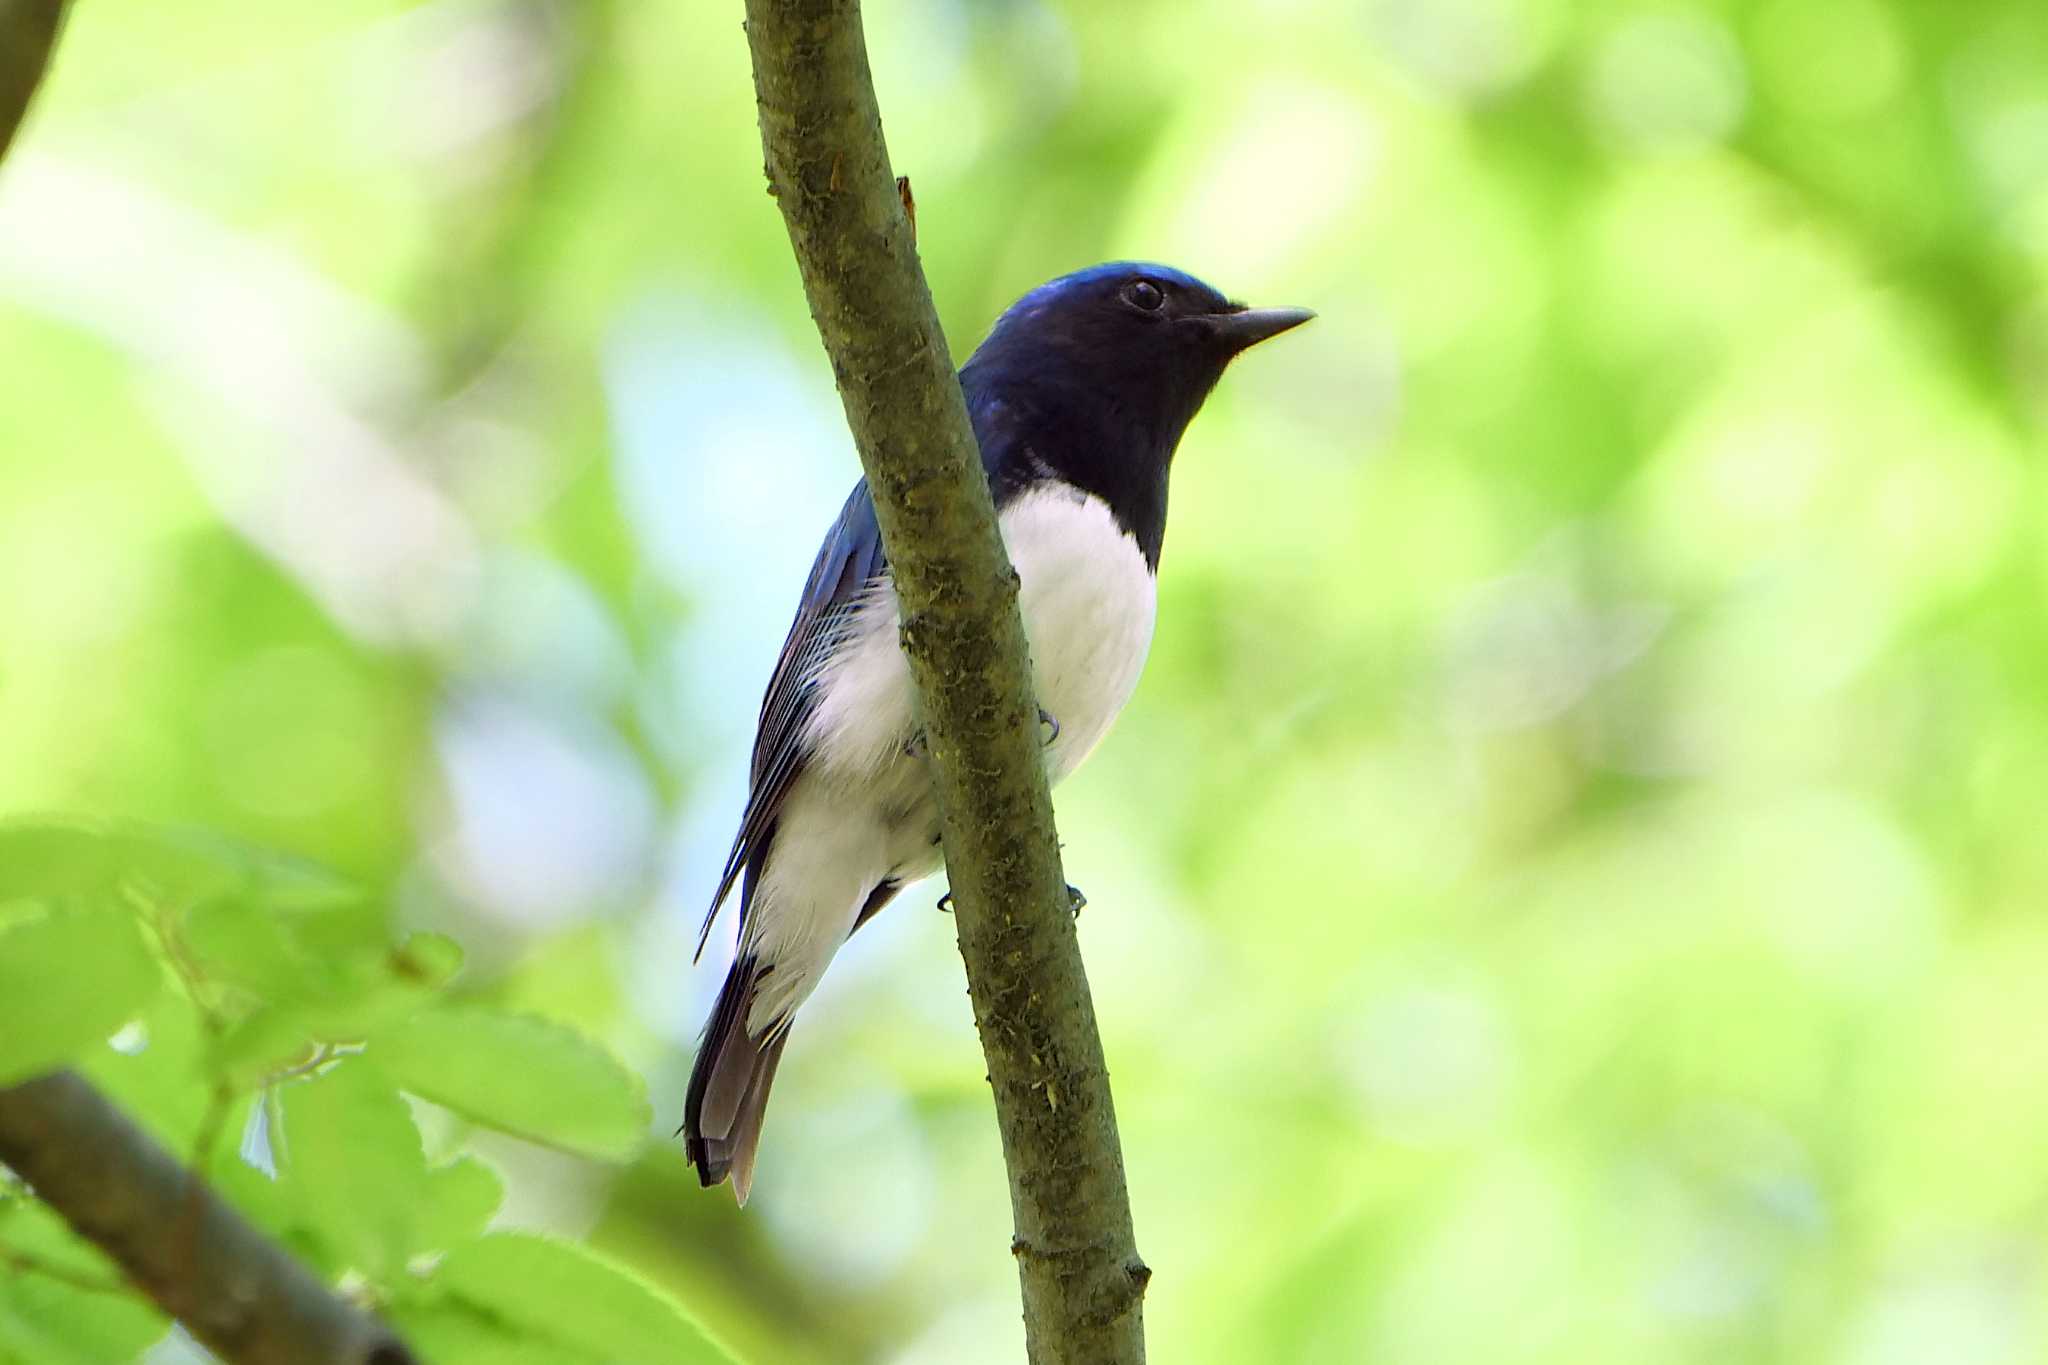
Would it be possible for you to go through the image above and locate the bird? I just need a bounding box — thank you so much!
[683,261,1313,1202]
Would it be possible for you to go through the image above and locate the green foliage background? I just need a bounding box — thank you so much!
[3,0,2047,1361]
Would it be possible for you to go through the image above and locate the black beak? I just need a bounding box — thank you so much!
[1210,305,1316,353]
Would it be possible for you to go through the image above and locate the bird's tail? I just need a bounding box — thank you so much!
[682,954,789,1206]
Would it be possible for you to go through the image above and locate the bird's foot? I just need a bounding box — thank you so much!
[938,886,1081,916]
[1038,707,1060,747]
[903,729,928,759]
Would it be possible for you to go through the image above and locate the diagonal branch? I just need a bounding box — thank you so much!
[738,3,1148,1362]
[0,1070,417,1365]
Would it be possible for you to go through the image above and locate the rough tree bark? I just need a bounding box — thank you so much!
[739,3,1149,1362]
[0,1071,416,1365]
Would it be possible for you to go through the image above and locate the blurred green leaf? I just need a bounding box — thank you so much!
[371,1009,650,1161]
[382,1304,582,1365]
[182,895,320,996]
[0,908,159,1085]
[0,818,362,915]
[399,1233,734,1365]
[0,818,229,907]
[183,905,462,1085]
[274,1058,426,1281]
[0,1199,165,1365]
[415,1156,505,1254]
[73,994,213,1142]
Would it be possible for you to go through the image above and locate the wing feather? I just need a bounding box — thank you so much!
[695,482,887,958]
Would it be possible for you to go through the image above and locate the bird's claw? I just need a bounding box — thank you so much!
[915,715,1052,754]
[938,886,1080,917]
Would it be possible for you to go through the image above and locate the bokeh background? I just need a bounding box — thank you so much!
[5,0,2048,1360]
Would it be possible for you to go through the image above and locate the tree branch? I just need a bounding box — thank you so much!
[0,0,68,161]
[0,18,421,1356]
[0,1070,417,1365]
[738,4,1147,1362]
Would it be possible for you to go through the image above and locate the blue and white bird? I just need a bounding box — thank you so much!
[683,262,1313,1202]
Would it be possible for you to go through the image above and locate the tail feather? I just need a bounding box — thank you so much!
[683,956,790,1205]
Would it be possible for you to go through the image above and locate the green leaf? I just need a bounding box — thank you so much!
[407,1233,734,1365]
[415,1156,505,1254]
[182,895,322,997]
[0,817,365,908]
[371,1009,650,1161]
[383,1303,585,1365]
[0,818,228,907]
[74,994,214,1145]
[275,1058,427,1281]
[183,908,463,1085]
[0,908,160,1085]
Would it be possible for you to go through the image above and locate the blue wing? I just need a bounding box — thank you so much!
[695,481,888,958]
[696,380,1044,959]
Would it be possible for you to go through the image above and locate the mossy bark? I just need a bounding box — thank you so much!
[739,3,1149,1361]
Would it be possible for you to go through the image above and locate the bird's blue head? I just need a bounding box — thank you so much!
[960,262,1312,559]
[968,261,1311,407]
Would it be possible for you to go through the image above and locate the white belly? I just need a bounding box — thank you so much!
[803,483,1157,790]
[742,484,1156,1030]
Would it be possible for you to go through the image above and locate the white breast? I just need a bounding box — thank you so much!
[1002,484,1158,783]
[802,484,1157,788]
[747,485,1156,1031]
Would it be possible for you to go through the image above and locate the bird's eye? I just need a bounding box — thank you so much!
[1123,279,1165,312]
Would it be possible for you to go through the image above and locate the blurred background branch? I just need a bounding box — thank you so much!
[0,0,65,160]
[0,1070,415,1365]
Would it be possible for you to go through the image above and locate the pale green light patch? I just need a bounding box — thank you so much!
[1632,295,2024,608]
[202,645,381,822]
[1367,0,1564,101]
[1335,972,1514,1144]
[2012,296,2048,429]
[1129,69,1545,365]
[1716,792,1942,1000]
[1578,157,1856,363]
[1965,99,2048,210]
[2003,186,2048,260]
[1374,1153,1580,1363]
[1893,926,2048,1225]
[1948,29,2048,211]
[1637,396,1842,590]
[1862,438,2021,602]
[1844,1272,2031,1365]
[1584,11,1748,153]
[1136,80,1379,286]
[1754,0,1906,121]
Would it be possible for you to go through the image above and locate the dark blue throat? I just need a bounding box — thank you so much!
[962,348,1224,571]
